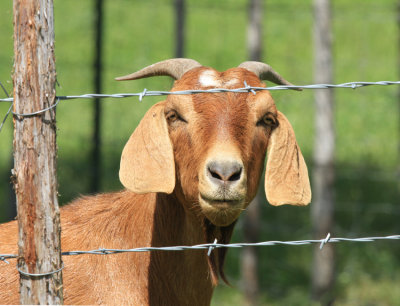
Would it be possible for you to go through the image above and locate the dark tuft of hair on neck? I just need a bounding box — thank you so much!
[202,218,237,286]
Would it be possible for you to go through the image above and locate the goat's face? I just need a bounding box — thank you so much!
[118,59,311,227]
[166,68,276,226]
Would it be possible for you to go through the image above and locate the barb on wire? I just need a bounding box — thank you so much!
[244,80,256,95]
[0,234,399,262]
[207,238,218,256]
[320,233,331,249]
[0,256,11,264]
[139,88,147,102]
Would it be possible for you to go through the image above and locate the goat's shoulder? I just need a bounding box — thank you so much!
[60,191,157,305]
[0,217,17,253]
[61,190,157,250]
[61,190,154,222]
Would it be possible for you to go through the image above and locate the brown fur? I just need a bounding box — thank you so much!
[0,64,310,305]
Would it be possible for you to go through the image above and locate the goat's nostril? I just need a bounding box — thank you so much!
[228,168,242,182]
[209,168,223,181]
[207,161,243,183]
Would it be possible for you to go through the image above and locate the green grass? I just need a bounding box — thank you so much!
[0,0,399,304]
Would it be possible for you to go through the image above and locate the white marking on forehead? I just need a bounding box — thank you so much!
[198,69,222,87]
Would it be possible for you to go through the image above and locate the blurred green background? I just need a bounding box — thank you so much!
[0,0,399,304]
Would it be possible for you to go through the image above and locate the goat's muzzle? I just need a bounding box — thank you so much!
[207,160,243,186]
[199,157,247,226]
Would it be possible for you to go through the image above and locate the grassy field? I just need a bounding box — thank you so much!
[0,0,399,304]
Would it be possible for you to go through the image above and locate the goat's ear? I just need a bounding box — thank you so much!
[119,101,175,194]
[265,111,311,206]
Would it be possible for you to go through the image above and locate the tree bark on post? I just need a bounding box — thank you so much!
[312,0,335,304]
[241,0,263,305]
[13,0,63,304]
[174,0,185,58]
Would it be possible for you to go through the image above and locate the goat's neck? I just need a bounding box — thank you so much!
[146,193,214,305]
[151,193,236,287]
[151,193,204,246]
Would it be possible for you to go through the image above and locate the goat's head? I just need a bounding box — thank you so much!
[117,59,311,227]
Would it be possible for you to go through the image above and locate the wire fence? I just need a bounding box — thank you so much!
[1,233,399,263]
[1,80,400,104]
[1,79,399,276]
[1,233,399,278]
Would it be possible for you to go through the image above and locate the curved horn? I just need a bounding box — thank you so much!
[238,61,301,90]
[115,58,202,81]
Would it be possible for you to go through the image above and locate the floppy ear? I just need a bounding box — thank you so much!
[265,111,311,206]
[119,101,175,194]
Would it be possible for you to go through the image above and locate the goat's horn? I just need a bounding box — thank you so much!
[238,61,301,90]
[115,58,202,81]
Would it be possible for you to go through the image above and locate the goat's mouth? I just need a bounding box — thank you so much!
[199,193,245,226]
[200,194,242,207]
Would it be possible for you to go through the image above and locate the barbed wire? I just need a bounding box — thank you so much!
[1,234,399,263]
[0,80,399,133]
[0,81,399,104]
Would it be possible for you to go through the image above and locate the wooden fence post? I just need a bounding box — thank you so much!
[175,0,185,58]
[13,0,63,304]
[241,0,263,305]
[312,0,335,304]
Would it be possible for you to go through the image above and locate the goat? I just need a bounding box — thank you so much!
[0,58,311,305]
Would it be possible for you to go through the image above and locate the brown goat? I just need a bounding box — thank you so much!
[0,59,311,305]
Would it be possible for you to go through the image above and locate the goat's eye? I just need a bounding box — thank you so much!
[259,113,277,127]
[166,110,179,123]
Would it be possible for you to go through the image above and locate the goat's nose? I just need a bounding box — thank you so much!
[207,161,243,184]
